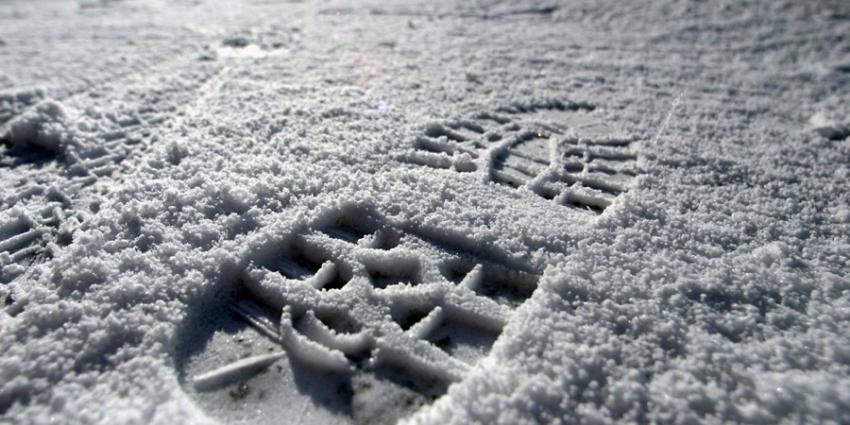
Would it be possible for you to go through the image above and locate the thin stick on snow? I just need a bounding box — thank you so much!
[192,351,286,391]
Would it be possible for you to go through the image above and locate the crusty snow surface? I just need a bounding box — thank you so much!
[1,0,850,424]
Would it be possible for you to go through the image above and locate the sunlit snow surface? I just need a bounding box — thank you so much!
[1,0,850,424]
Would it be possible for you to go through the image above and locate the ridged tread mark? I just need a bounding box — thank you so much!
[406,101,640,214]
[0,60,224,284]
[181,205,542,424]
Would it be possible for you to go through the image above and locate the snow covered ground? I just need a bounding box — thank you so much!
[1,0,849,424]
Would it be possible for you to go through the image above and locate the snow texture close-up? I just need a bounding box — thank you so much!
[1,0,849,424]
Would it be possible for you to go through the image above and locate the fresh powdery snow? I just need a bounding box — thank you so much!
[1,0,849,424]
